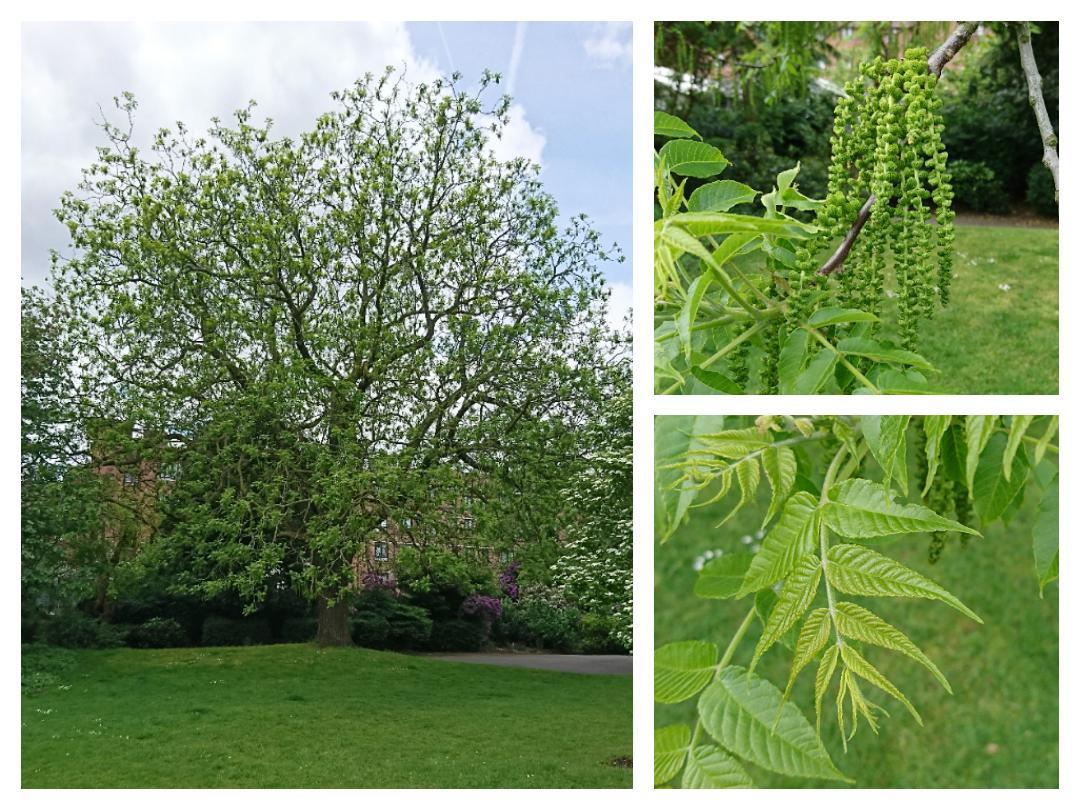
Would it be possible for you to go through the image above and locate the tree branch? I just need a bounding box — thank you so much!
[1016,22,1059,201]
[818,21,980,276]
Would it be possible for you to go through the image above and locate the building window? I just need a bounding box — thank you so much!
[122,472,136,488]
[374,541,389,561]
[461,515,475,530]
[160,462,181,482]
[499,550,511,564]
[402,517,413,529]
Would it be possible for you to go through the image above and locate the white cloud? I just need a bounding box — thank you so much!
[487,103,546,167]
[506,22,527,96]
[605,281,633,332]
[583,22,632,69]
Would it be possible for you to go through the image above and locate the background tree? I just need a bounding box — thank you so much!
[52,68,619,645]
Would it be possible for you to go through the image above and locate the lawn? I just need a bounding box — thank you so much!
[22,644,633,788]
[880,224,1059,394]
[655,443,1059,788]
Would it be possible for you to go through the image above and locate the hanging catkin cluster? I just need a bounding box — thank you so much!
[798,48,956,351]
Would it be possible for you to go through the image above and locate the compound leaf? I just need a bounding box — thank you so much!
[656,640,718,704]
[826,544,983,623]
[823,478,978,538]
[698,665,849,782]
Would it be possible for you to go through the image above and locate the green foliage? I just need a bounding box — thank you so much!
[1026,163,1058,216]
[201,616,272,647]
[41,613,125,649]
[279,617,318,643]
[948,159,1009,213]
[52,69,618,640]
[654,414,1058,787]
[654,85,944,394]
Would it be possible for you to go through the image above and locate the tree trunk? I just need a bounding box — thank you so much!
[316,595,352,646]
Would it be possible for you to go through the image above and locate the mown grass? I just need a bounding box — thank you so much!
[898,224,1058,393]
[22,644,632,788]
[655,443,1059,788]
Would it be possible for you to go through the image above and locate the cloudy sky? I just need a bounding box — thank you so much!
[21,21,632,324]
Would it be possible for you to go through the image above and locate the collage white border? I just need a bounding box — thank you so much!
[2,1,1073,803]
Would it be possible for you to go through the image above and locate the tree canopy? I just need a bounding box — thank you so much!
[50,68,621,643]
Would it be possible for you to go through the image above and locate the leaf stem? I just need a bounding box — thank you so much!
[803,325,881,393]
[691,604,758,747]
[818,444,849,646]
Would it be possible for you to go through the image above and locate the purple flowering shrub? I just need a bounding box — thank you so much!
[460,593,503,625]
[360,571,399,596]
[498,561,521,601]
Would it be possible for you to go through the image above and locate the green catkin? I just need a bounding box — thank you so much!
[728,336,749,390]
[811,48,955,351]
[760,279,783,394]
[954,485,971,549]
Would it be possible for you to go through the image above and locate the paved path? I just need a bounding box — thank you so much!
[426,653,632,676]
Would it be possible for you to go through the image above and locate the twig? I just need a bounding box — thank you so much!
[817,22,980,276]
[1016,22,1059,201]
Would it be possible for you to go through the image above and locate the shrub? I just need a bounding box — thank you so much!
[350,613,390,648]
[395,546,497,621]
[460,593,502,624]
[126,617,187,649]
[279,617,317,643]
[1026,163,1058,216]
[495,589,582,652]
[430,618,486,652]
[948,159,1010,213]
[386,603,433,649]
[41,612,124,649]
[579,612,630,655]
[201,615,272,647]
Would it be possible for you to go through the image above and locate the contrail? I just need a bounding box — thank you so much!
[436,21,455,73]
[507,22,526,96]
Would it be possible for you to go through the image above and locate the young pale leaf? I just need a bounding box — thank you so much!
[1034,416,1058,466]
[815,645,840,734]
[826,544,983,623]
[692,427,773,457]
[834,601,951,693]
[1033,475,1059,596]
[761,445,798,529]
[654,724,692,785]
[793,347,839,394]
[823,479,979,538]
[655,415,726,543]
[784,607,832,699]
[687,179,759,213]
[839,645,922,725]
[751,553,822,669]
[654,111,701,140]
[655,640,718,703]
[777,329,809,395]
[682,745,755,789]
[698,665,849,782]
[738,492,819,596]
[965,416,997,495]
[677,274,711,363]
[921,415,951,497]
[717,458,762,527]
[667,211,817,239]
[861,416,911,495]
[695,552,754,600]
[806,307,879,328]
[710,233,759,267]
[1003,416,1035,480]
[973,433,1029,523]
[659,139,729,178]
